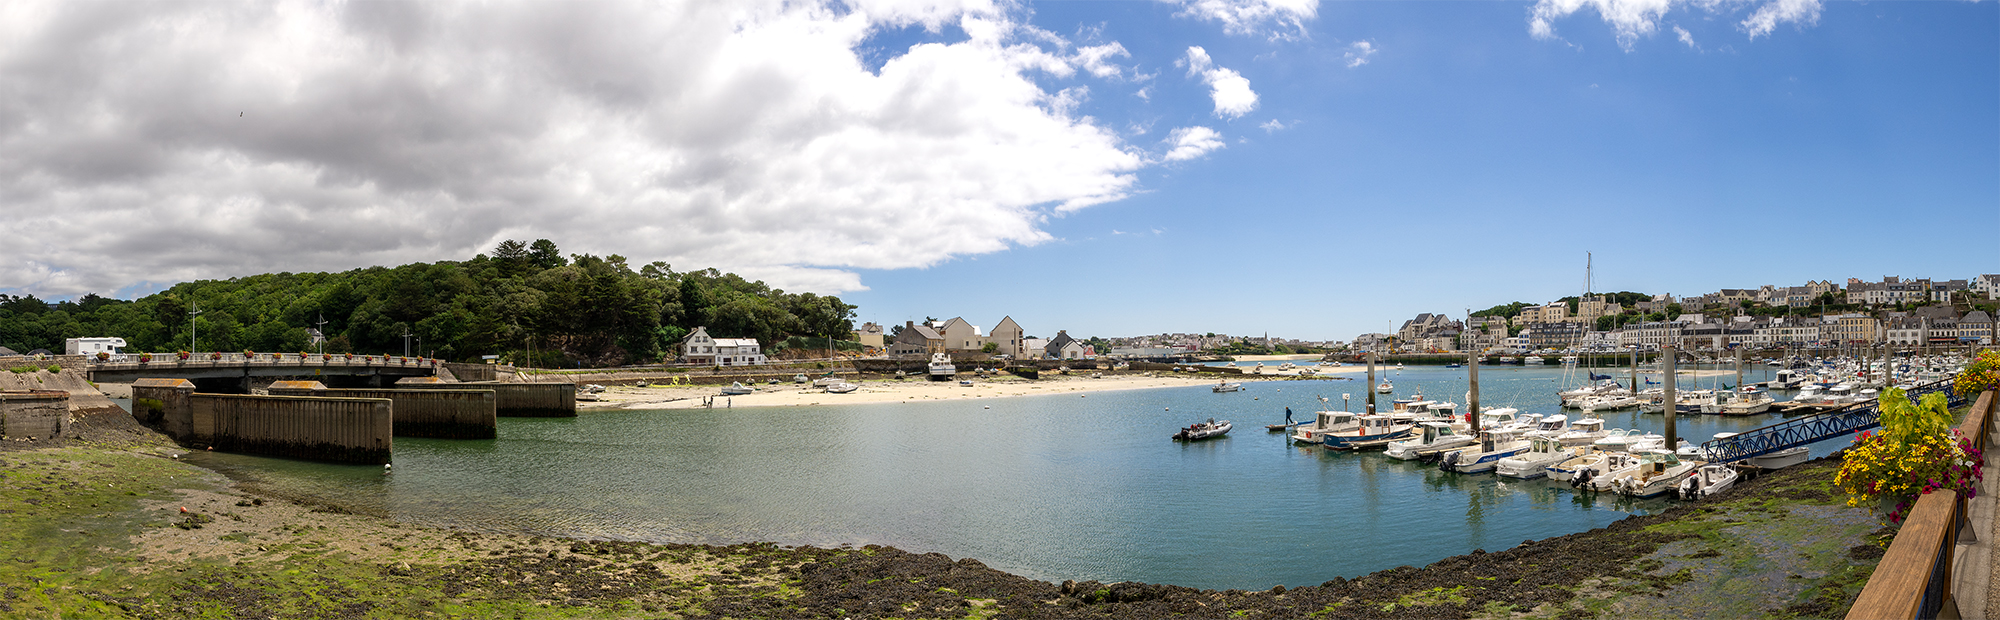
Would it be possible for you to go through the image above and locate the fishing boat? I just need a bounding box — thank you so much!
[720,382,754,395]
[1386,421,1477,460]
[824,382,858,394]
[1320,414,1415,450]
[928,353,957,381]
[1213,381,1243,393]
[1496,435,1588,479]
[1678,463,1739,500]
[1173,418,1232,441]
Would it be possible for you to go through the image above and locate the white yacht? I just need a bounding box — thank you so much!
[1552,418,1608,447]
[1552,450,1639,485]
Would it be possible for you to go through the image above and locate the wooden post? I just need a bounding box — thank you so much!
[1663,341,1676,448]
[1469,347,1480,433]
[1366,351,1377,414]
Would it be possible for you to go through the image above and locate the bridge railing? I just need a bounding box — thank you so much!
[1702,378,1962,464]
[1846,388,1995,620]
[86,352,440,368]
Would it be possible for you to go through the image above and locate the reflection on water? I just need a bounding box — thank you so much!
[180,364,1841,590]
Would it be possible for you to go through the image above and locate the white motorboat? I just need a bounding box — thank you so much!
[1678,463,1739,500]
[1213,381,1243,393]
[1439,429,1531,474]
[958,379,974,387]
[1746,446,1810,469]
[1173,418,1232,441]
[1528,413,1569,435]
[1376,380,1394,394]
[1291,410,1360,445]
[793,374,810,384]
[1496,435,1587,479]
[1721,391,1775,416]
[1386,421,1477,460]
[1599,450,1699,498]
[928,352,957,381]
[824,382,858,394]
[720,382,754,395]
[1553,418,1608,447]
[1524,356,1545,365]
[1552,450,1639,485]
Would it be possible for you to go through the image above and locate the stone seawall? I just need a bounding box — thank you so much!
[268,385,497,439]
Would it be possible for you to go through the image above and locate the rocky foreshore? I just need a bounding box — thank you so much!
[2,407,1887,619]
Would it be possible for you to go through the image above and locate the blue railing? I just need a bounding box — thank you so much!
[1701,378,1963,464]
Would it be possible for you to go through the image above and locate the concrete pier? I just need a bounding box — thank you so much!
[400,380,575,417]
[268,381,497,439]
[190,393,392,464]
[135,377,392,463]
[0,390,71,440]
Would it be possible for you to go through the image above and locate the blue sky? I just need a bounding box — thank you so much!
[0,0,1992,342]
[845,0,1999,341]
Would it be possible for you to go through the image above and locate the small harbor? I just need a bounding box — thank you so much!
[176,361,1898,591]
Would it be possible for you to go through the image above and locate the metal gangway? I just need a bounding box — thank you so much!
[1700,378,1965,464]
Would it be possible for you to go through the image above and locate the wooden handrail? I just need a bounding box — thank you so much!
[1847,389,1996,619]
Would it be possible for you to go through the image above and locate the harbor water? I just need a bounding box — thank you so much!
[179,364,1849,591]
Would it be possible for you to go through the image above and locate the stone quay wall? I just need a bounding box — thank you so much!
[0,390,71,440]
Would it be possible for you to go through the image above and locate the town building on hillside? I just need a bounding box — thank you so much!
[1524,321,1587,349]
[1827,314,1883,344]
[987,316,1025,358]
[1960,311,1993,344]
[890,321,945,357]
[1972,275,2000,298]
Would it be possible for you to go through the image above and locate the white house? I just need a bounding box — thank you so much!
[681,326,766,366]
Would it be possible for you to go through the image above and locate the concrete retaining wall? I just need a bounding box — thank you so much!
[190,394,393,464]
[0,390,71,439]
[406,381,574,417]
[443,362,496,382]
[132,378,196,437]
[268,385,497,439]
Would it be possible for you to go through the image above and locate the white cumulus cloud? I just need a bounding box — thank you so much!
[0,0,1166,297]
[1343,41,1378,68]
[1163,126,1226,161]
[1164,0,1318,39]
[1529,0,1824,50]
[1184,46,1259,119]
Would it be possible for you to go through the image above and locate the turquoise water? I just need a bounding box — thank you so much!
[181,364,1843,590]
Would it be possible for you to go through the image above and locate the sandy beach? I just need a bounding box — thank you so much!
[580,365,1372,410]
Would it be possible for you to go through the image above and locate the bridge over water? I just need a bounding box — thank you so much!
[85,352,440,391]
[1701,378,1964,464]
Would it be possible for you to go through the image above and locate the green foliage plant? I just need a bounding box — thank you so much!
[1835,387,1982,522]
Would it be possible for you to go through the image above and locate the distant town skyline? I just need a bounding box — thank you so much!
[1,0,1992,342]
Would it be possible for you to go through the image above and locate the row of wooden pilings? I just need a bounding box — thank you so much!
[1847,388,1996,619]
[131,378,577,465]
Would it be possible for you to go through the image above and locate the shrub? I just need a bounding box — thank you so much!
[1956,350,2000,397]
[1835,387,1983,523]
[45,365,60,374]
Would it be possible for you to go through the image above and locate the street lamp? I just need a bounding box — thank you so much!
[189,303,202,353]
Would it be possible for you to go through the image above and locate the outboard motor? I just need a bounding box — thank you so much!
[1571,469,1592,490]
[1439,451,1459,472]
